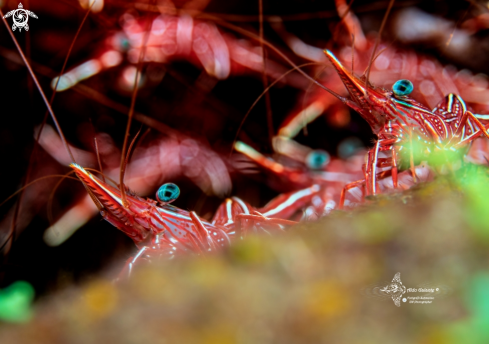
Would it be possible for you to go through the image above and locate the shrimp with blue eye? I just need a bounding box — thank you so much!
[323,50,489,208]
[273,1,489,144]
[70,163,330,279]
[233,138,367,219]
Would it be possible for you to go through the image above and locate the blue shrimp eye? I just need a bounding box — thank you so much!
[156,183,180,204]
[392,79,413,97]
[121,38,130,51]
[306,150,330,170]
[115,33,130,51]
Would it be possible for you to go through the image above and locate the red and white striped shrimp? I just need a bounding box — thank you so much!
[51,8,289,92]
[32,125,234,246]
[273,2,489,138]
[322,49,489,206]
[69,162,317,278]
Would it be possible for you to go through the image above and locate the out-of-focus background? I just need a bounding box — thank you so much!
[1,0,489,340]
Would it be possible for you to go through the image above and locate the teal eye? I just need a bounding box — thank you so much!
[115,33,130,51]
[306,150,330,170]
[337,137,363,159]
[156,183,180,204]
[392,79,413,97]
[121,38,130,51]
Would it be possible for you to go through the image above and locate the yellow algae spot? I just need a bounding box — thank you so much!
[200,324,237,344]
[353,211,394,244]
[131,265,167,298]
[229,236,272,265]
[188,257,228,288]
[302,281,350,319]
[82,280,118,318]
[417,327,450,344]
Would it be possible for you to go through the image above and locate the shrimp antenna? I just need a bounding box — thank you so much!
[133,6,348,101]
[362,48,387,76]
[351,34,355,72]
[119,11,152,207]
[332,0,354,44]
[231,62,319,156]
[0,173,78,254]
[365,0,395,94]
[120,127,143,194]
[88,115,106,184]
[258,0,274,147]
[0,10,76,163]
[205,17,346,101]
[0,3,93,256]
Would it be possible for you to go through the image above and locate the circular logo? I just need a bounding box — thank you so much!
[13,9,28,28]
[402,298,407,302]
